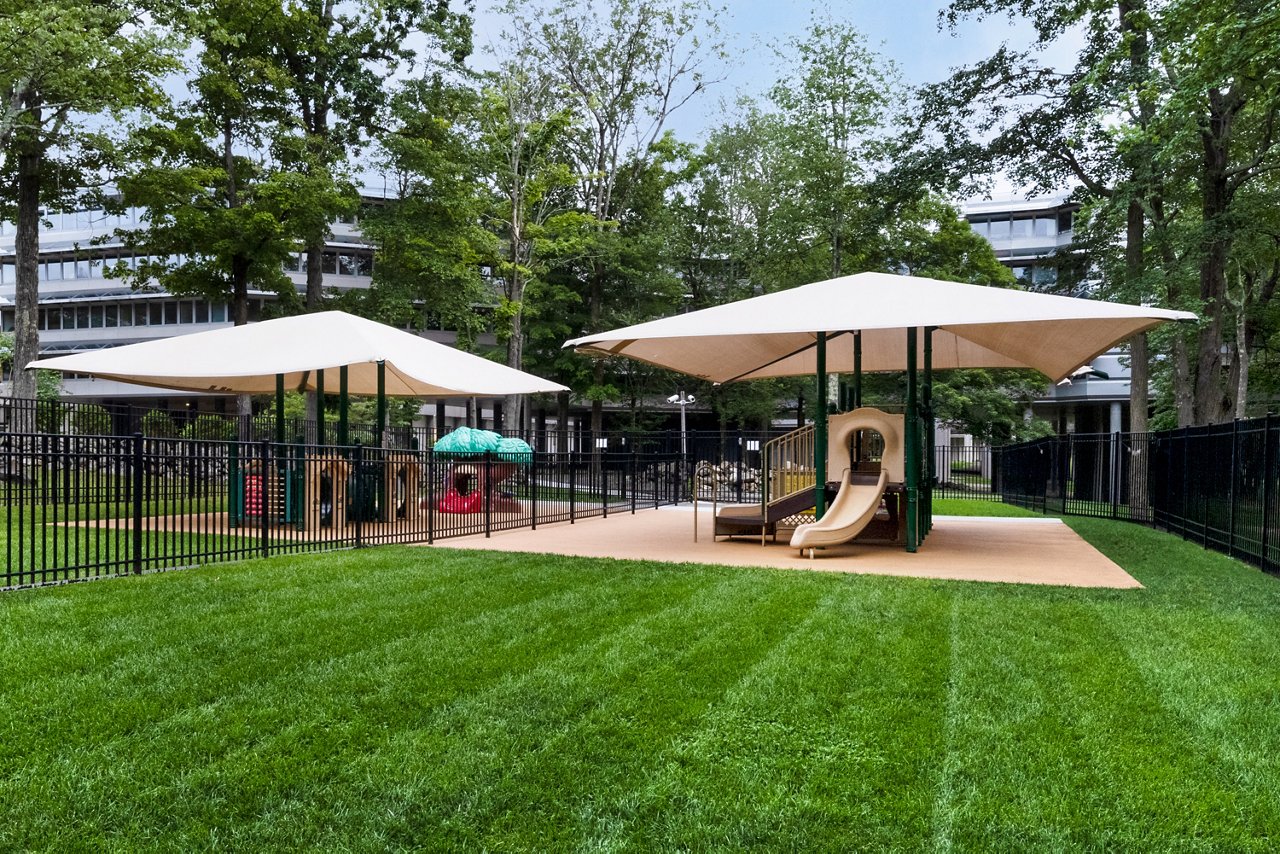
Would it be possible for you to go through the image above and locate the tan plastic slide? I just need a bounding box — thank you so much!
[789,469,889,558]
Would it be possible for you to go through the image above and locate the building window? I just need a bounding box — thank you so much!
[1057,210,1074,233]
[1011,217,1034,238]
[988,217,1011,239]
[1032,266,1058,289]
[1035,216,1056,237]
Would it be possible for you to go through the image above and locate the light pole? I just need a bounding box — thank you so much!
[668,391,695,503]
[667,391,695,458]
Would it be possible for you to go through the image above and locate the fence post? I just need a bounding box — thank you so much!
[427,449,435,545]
[1111,431,1121,520]
[260,439,271,559]
[1180,427,1190,540]
[484,452,492,538]
[531,449,538,531]
[1228,419,1238,557]
[353,444,364,549]
[631,449,638,514]
[653,455,659,509]
[132,432,144,575]
[569,451,576,524]
[1262,415,1275,571]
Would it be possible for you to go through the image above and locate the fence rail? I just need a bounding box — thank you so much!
[3,432,686,589]
[995,419,1280,574]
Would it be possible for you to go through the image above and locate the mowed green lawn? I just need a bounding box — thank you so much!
[3,516,1280,850]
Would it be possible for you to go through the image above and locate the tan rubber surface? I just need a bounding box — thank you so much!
[427,506,1142,589]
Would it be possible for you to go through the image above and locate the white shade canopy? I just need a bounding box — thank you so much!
[566,271,1197,383]
[28,310,568,397]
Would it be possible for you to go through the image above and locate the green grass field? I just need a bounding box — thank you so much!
[3,514,1279,850]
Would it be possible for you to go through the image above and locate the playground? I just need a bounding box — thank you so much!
[431,508,1140,588]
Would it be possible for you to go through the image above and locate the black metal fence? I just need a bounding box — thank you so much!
[933,443,995,500]
[3,432,685,589]
[996,418,1280,574]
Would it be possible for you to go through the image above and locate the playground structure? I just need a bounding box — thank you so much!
[431,426,533,515]
[435,460,524,514]
[234,447,424,530]
[714,407,905,550]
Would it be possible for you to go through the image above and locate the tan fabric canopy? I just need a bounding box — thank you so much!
[28,310,568,397]
[565,271,1196,383]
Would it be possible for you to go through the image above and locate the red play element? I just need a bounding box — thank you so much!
[433,462,523,514]
[244,474,263,516]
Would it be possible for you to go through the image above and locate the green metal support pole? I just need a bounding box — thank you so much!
[275,373,286,447]
[338,365,349,449]
[376,360,386,448]
[315,369,324,446]
[815,331,828,520]
[853,330,862,409]
[905,327,919,552]
[924,326,935,537]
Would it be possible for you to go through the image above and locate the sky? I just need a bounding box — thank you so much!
[468,0,1071,147]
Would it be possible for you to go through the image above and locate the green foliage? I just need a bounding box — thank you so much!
[70,404,112,436]
[360,77,495,344]
[933,370,1053,444]
[919,0,1280,425]
[179,413,235,441]
[34,370,62,402]
[140,409,177,439]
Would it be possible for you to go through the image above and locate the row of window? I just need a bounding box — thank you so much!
[281,251,374,277]
[1011,264,1058,288]
[0,198,384,238]
[0,300,230,333]
[0,207,146,236]
[969,210,1073,240]
[0,250,375,287]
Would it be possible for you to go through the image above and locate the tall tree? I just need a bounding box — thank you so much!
[919,0,1280,426]
[265,0,472,311]
[109,0,315,420]
[477,49,591,432]
[769,18,897,280]
[357,75,495,343]
[0,0,179,410]
[506,0,723,432]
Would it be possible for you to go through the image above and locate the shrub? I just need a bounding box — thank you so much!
[141,409,177,438]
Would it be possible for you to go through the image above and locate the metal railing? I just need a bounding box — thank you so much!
[762,424,815,507]
[995,419,1280,574]
[2,432,684,589]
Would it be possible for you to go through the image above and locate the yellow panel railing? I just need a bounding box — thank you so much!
[762,424,816,510]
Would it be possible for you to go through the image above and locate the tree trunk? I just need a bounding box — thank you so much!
[1172,334,1195,426]
[305,241,324,310]
[1189,89,1238,426]
[1234,291,1249,420]
[557,390,570,453]
[12,142,41,413]
[504,273,525,442]
[589,262,604,435]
